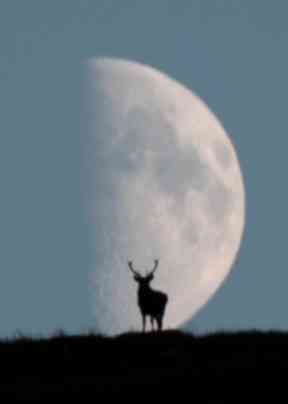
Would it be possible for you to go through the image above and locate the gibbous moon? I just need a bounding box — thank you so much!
[82,57,245,335]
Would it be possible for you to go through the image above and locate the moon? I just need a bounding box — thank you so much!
[82,57,245,335]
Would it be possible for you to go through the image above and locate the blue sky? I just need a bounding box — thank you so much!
[0,1,287,335]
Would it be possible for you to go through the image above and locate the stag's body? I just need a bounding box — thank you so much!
[128,260,168,332]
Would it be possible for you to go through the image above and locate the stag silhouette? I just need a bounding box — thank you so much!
[128,259,168,332]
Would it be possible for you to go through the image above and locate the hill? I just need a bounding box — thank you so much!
[0,330,287,401]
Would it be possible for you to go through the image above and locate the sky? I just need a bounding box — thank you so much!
[0,0,287,336]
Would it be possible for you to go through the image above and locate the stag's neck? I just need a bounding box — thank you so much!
[138,284,152,295]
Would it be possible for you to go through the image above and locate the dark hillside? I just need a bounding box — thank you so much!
[0,330,287,401]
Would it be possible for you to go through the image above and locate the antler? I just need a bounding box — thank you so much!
[149,259,159,276]
[128,260,141,277]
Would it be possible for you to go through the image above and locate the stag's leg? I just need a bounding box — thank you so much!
[150,316,155,332]
[142,314,146,333]
[156,315,163,332]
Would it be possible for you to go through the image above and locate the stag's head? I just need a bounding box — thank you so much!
[128,259,159,285]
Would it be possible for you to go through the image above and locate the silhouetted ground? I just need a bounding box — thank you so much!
[0,329,287,401]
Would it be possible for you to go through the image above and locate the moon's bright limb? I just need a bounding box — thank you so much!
[82,57,245,335]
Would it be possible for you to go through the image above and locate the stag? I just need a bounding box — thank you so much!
[128,259,168,332]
